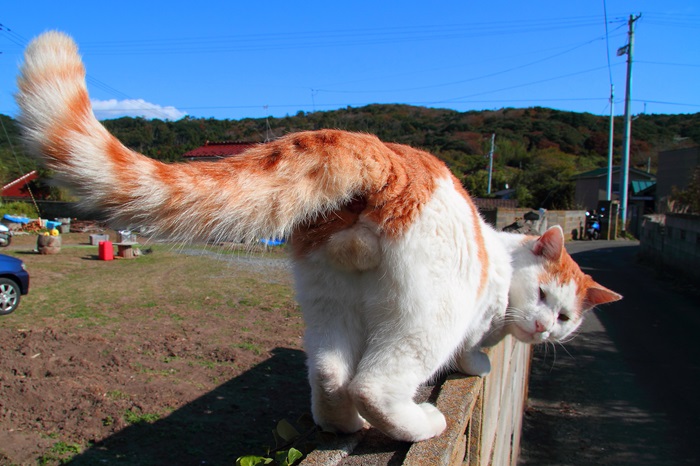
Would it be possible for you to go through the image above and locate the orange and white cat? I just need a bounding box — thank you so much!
[16,32,621,442]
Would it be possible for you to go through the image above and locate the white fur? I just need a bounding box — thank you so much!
[295,178,515,441]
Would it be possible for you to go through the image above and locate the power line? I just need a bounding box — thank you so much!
[602,0,615,201]
[602,0,614,86]
[441,64,620,103]
[1,16,625,56]
[636,60,700,68]
[315,33,618,95]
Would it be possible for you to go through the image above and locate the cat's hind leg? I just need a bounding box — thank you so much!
[307,346,366,434]
[297,268,367,434]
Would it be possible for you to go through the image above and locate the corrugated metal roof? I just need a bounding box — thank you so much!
[1,170,38,197]
[631,180,655,195]
[183,141,258,159]
[571,166,656,180]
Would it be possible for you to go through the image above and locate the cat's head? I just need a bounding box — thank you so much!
[506,225,621,344]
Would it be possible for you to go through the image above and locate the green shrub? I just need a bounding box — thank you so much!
[0,200,39,218]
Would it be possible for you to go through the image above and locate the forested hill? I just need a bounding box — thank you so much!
[1,105,698,209]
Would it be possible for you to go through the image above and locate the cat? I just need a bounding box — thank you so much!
[15,31,621,442]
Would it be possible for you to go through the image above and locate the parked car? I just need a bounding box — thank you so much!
[0,254,29,315]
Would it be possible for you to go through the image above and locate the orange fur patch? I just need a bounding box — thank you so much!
[450,178,489,296]
[18,61,85,100]
[290,197,367,258]
[541,249,594,315]
[41,89,92,164]
[467,197,489,297]
[366,142,447,236]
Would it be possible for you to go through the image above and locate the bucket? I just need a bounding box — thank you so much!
[56,218,71,234]
[98,241,114,261]
[37,234,61,255]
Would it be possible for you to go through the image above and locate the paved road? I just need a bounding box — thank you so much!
[519,240,700,466]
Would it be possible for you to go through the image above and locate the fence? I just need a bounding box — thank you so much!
[300,336,531,466]
[479,207,587,241]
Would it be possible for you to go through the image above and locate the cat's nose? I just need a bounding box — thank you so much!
[535,320,546,333]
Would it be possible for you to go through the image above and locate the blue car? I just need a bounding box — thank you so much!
[0,254,29,315]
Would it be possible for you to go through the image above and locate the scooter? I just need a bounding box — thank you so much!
[585,213,600,240]
[0,224,12,247]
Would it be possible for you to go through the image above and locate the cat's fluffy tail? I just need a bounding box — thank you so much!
[16,31,395,242]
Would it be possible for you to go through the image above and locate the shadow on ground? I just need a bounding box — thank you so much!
[520,243,700,466]
[68,347,310,465]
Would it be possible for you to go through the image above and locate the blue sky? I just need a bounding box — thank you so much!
[1,1,698,121]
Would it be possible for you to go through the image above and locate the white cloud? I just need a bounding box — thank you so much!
[91,98,187,121]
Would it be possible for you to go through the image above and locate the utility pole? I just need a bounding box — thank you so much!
[487,133,495,195]
[606,84,614,200]
[618,13,641,233]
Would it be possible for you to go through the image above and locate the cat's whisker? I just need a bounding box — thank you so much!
[555,341,574,360]
[548,342,558,372]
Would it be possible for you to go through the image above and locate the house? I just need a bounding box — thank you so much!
[572,166,656,212]
[183,141,259,162]
[656,146,700,204]
[1,170,39,199]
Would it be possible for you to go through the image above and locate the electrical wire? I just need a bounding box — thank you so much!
[440,64,622,104]
[602,0,614,87]
[1,13,695,119]
[315,32,622,95]
[2,16,624,56]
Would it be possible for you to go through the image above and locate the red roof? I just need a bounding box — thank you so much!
[1,170,39,198]
[183,141,258,159]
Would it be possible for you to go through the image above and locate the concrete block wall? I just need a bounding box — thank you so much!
[484,207,587,241]
[640,213,700,283]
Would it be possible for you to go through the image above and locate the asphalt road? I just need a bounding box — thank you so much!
[519,240,700,466]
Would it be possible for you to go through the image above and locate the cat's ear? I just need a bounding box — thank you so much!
[584,282,622,308]
[533,226,564,261]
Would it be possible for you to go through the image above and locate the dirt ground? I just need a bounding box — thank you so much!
[0,232,311,465]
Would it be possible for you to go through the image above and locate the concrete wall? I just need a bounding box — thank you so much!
[640,213,700,284]
[300,336,532,466]
[482,207,587,241]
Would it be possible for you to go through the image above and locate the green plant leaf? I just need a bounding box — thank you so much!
[275,419,301,443]
[286,447,303,465]
[235,455,274,466]
[274,447,303,466]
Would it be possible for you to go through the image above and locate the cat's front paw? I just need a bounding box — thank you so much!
[457,350,491,377]
[417,403,447,439]
[315,412,367,435]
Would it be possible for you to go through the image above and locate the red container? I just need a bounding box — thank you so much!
[98,241,114,261]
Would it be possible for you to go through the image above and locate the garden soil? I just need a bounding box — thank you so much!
[0,233,310,465]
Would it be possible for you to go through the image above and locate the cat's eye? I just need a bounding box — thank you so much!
[558,313,570,322]
[538,287,546,302]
